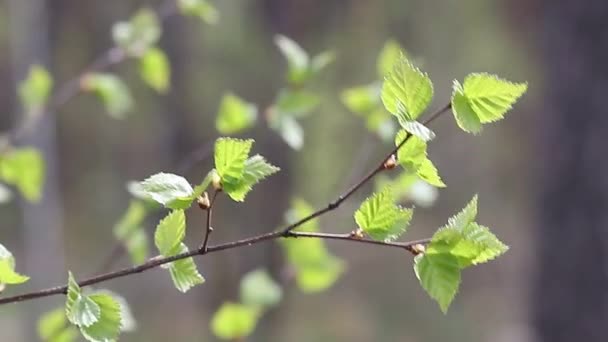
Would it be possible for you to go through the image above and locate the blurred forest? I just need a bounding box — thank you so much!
[1,0,605,341]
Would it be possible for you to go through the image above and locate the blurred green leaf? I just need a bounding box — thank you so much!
[223,155,280,202]
[166,243,205,293]
[0,243,29,285]
[139,47,170,93]
[377,39,406,77]
[451,73,527,134]
[214,138,253,186]
[19,64,53,117]
[113,200,149,264]
[215,93,258,135]
[311,50,335,74]
[139,173,194,209]
[240,269,282,308]
[341,83,380,115]
[112,8,161,56]
[154,210,186,256]
[80,293,122,342]
[211,302,259,340]
[381,56,433,121]
[178,0,219,25]
[414,253,461,313]
[83,73,133,119]
[38,308,78,342]
[354,188,413,242]
[269,113,303,150]
[0,147,44,202]
[65,272,100,327]
[275,89,320,118]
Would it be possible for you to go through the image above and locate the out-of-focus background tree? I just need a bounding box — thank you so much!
[0,0,604,341]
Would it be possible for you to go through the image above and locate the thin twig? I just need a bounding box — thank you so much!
[0,103,451,306]
[201,190,220,252]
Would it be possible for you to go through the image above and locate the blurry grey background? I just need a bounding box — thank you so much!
[1,0,605,341]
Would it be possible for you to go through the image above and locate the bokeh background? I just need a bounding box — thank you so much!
[0,0,604,341]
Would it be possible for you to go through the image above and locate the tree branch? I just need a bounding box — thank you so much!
[201,190,220,252]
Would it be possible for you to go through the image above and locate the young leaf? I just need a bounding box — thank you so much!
[269,114,303,150]
[377,39,406,77]
[82,73,133,119]
[311,50,335,74]
[215,93,258,135]
[167,243,205,293]
[139,47,171,93]
[451,74,527,133]
[414,253,461,313]
[178,0,219,25]
[395,130,445,188]
[223,155,280,202]
[65,272,100,327]
[80,293,123,342]
[354,188,413,242]
[295,254,344,293]
[211,302,259,340]
[274,35,309,84]
[0,147,45,202]
[214,138,253,185]
[113,200,149,264]
[446,194,478,230]
[341,83,381,115]
[417,159,445,188]
[0,243,29,285]
[112,8,161,56]
[154,210,186,256]
[38,308,78,342]
[139,173,194,209]
[381,57,433,121]
[398,120,435,142]
[240,269,283,308]
[19,64,53,117]
[275,89,320,118]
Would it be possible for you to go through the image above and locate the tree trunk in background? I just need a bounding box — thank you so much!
[535,1,608,341]
[8,0,65,339]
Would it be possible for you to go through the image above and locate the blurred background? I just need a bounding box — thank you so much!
[0,0,604,341]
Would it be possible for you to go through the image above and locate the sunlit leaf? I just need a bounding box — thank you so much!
[223,155,280,202]
[0,243,29,285]
[414,253,461,313]
[214,138,253,185]
[154,210,186,256]
[240,269,282,308]
[381,56,433,121]
[354,188,413,242]
[215,93,257,135]
[139,173,194,209]
[211,302,259,340]
[139,47,170,93]
[377,39,406,77]
[83,73,133,119]
[0,147,44,202]
[19,64,53,117]
[166,243,205,293]
[112,8,161,56]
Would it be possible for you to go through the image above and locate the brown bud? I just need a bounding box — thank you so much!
[350,228,365,240]
[411,244,426,255]
[197,192,211,210]
[383,154,397,169]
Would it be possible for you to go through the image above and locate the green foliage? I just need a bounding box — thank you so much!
[395,130,445,187]
[451,73,528,134]
[211,302,259,340]
[83,73,134,119]
[178,0,219,25]
[0,243,29,286]
[0,147,45,202]
[65,272,124,341]
[341,83,381,115]
[268,112,304,150]
[240,269,282,308]
[223,155,280,201]
[139,173,195,209]
[215,93,258,135]
[113,200,150,264]
[167,243,205,292]
[38,308,78,342]
[281,199,345,292]
[377,39,406,77]
[381,56,433,121]
[19,64,53,117]
[154,210,186,256]
[275,89,320,118]
[112,8,161,56]
[354,188,413,242]
[415,196,508,312]
[139,47,171,93]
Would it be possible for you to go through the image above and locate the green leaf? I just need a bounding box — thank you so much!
[112,8,161,56]
[65,272,100,327]
[223,155,280,202]
[139,173,194,209]
[377,39,406,77]
[0,147,45,202]
[414,253,461,313]
[38,308,78,342]
[214,138,253,185]
[83,73,134,119]
[395,130,445,188]
[447,195,478,230]
[154,210,186,256]
[211,302,259,340]
[270,114,303,150]
[354,188,413,242]
[417,158,445,188]
[451,74,527,133]
[381,57,433,121]
[215,93,258,135]
[311,50,335,74]
[341,83,381,115]
[178,0,219,25]
[274,35,310,85]
[139,47,170,93]
[398,119,435,142]
[240,269,283,308]
[295,255,344,293]
[275,89,320,118]
[0,243,29,285]
[19,64,53,117]
[166,243,205,292]
[113,200,149,264]
[80,293,122,342]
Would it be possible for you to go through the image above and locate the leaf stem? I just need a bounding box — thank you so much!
[201,190,220,252]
